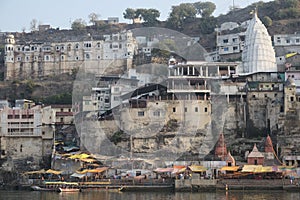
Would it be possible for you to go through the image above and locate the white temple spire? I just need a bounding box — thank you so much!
[240,9,277,74]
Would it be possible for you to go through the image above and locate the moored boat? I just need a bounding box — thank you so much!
[31,185,57,191]
[58,187,81,192]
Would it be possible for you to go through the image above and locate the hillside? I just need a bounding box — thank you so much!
[0,0,300,102]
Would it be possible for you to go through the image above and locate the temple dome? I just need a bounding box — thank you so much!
[241,11,277,74]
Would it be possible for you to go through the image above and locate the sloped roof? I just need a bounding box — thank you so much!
[247,144,264,158]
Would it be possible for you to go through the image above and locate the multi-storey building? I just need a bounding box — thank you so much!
[51,104,74,125]
[0,102,54,171]
[273,33,300,46]
[4,30,138,80]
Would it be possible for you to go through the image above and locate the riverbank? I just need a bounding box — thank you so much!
[175,178,300,192]
[2,177,300,192]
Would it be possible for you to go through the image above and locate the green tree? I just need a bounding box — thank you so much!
[262,16,272,27]
[198,17,217,34]
[140,8,160,26]
[193,1,216,18]
[167,3,197,30]
[71,18,86,30]
[30,19,38,32]
[88,12,100,25]
[123,8,136,23]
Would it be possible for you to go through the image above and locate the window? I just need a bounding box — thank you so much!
[114,87,119,92]
[296,39,300,43]
[204,107,208,112]
[233,46,238,50]
[224,47,229,51]
[184,107,187,112]
[286,39,290,44]
[173,107,176,112]
[195,107,198,112]
[113,96,119,101]
[153,110,160,116]
[223,39,228,43]
[138,111,144,117]
[75,44,79,49]
[86,54,90,59]
[291,96,294,102]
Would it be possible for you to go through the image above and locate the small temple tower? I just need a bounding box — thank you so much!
[241,9,277,74]
[264,135,275,160]
[215,133,227,161]
[247,143,264,165]
[226,151,236,166]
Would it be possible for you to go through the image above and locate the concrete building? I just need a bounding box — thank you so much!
[0,104,54,171]
[51,104,74,125]
[217,32,245,55]
[82,75,139,114]
[4,30,138,80]
[274,33,300,47]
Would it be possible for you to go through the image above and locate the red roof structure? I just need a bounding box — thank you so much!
[215,133,227,161]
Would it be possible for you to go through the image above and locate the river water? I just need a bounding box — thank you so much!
[0,190,300,200]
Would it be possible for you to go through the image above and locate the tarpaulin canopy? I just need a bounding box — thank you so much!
[220,166,240,172]
[241,165,263,173]
[241,165,276,173]
[69,153,91,160]
[71,173,86,178]
[188,165,207,172]
[77,167,109,174]
[173,165,186,174]
[45,169,63,175]
[154,168,174,173]
[80,158,98,163]
[257,166,273,173]
[23,169,46,175]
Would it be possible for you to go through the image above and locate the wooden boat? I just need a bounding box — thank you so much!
[31,185,57,191]
[58,187,81,192]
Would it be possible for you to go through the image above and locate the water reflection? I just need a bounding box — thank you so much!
[1,190,300,200]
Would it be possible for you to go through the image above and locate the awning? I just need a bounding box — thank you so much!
[188,165,207,172]
[46,169,63,175]
[241,165,263,173]
[154,168,174,173]
[257,166,273,173]
[77,167,109,174]
[80,158,98,163]
[71,173,86,178]
[173,166,186,174]
[23,169,46,175]
[69,153,91,159]
[220,166,240,172]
